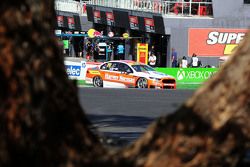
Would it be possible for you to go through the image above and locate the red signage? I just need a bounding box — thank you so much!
[68,17,75,24]
[67,17,75,29]
[106,12,115,26]
[129,15,139,30]
[94,10,100,18]
[57,15,64,27]
[188,28,248,56]
[93,10,101,24]
[57,16,63,22]
[144,18,154,26]
[106,12,114,20]
[144,18,155,33]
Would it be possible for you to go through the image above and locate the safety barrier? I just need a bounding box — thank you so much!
[155,67,218,84]
[64,62,218,84]
[64,59,218,88]
[64,60,101,80]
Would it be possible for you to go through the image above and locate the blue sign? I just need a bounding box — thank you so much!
[66,65,81,76]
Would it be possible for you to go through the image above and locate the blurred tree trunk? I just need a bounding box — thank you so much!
[0,1,106,167]
[0,0,250,167]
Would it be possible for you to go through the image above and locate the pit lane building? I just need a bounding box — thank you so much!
[55,0,250,67]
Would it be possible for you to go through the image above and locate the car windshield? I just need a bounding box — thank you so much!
[131,65,155,72]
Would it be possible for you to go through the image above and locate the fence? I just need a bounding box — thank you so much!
[55,0,213,16]
[55,0,89,15]
[88,0,213,17]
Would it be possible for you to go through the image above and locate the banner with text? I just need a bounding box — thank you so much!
[129,15,139,30]
[64,61,101,80]
[188,28,248,57]
[106,12,115,26]
[137,43,148,64]
[156,68,218,84]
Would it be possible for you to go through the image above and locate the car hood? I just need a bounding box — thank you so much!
[135,71,175,79]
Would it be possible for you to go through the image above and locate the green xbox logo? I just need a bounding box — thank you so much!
[176,69,217,81]
[177,69,185,81]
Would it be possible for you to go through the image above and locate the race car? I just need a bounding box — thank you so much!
[85,60,176,89]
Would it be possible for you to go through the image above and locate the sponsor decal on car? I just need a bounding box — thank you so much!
[89,70,100,75]
[105,74,119,80]
[119,76,135,83]
[105,74,135,83]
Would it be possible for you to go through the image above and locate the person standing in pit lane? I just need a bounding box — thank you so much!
[190,53,199,67]
[171,48,178,67]
[148,51,157,67]
[181,56,188,68]
[117,43,125,60]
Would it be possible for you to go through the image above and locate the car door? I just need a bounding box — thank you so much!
[118,63,137,87]
[100,62,121,85]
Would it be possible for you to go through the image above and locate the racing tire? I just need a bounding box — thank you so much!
[136,78,148,89]
[93,76,103,87]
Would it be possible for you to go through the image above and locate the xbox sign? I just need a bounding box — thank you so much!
[155,68,218,84]
[177,69,185,81]
[176,69,217,82]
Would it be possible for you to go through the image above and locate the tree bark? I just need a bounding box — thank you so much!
[0,1,250,167]
[0,1,106,167]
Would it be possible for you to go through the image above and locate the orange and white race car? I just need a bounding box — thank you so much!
[85,60,176,89]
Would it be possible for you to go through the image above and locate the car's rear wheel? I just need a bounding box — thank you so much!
[137,78,148,88]
[93,76,103,87]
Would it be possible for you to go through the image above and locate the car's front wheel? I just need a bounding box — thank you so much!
[93,76,103,87]
[137,78,148,88]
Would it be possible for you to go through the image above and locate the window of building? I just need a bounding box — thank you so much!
[244,0,250,4]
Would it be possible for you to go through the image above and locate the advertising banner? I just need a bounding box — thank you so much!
[67,17,75,30]
[155,68,218,84]
[129,15,139,30]
[57,15,64,27]
[64,61,101,80]
[137,43,148,64]
[106,12,115,26]
[93,10,101,24]
[144,18,155,33]
[64,61,86,80]
[188,28,248,57]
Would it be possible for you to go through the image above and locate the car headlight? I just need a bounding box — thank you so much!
[149,77,161,81]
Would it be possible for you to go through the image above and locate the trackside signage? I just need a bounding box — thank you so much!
[64,61,86,80]
[64,60,102,80]
[66,65,81,76]
[188,28,248,56]
[155,68,218,83]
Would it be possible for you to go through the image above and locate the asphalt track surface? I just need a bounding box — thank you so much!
[78,87,195,147]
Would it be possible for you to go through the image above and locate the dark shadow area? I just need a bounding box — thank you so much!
[87,114,155,147]
[87,114,155,128]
